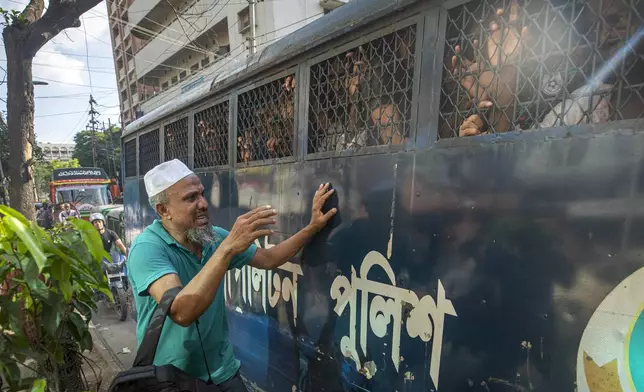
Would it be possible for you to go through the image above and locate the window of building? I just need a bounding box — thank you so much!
[162,81,169,90]
[217,45,231,57]
[201,57,210,68]
[180,71,187,79]
[238,7,251,33]
[191,63,199,73]
[171,76,178,85]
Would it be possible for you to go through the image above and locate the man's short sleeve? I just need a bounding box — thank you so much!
[213,226,258,270]
[128,240,177,297]
[109,229,121,242]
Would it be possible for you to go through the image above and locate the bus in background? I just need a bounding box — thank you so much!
[50,167,121,221]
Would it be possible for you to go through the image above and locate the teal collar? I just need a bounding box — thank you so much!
[148,219,214,257]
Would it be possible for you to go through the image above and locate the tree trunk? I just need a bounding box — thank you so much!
[3,28,36,221]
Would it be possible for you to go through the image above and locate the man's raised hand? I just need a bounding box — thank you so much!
[308,183,337,232]
[222,206,277,256]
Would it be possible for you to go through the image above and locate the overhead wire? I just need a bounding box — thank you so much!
[80,29,195,74]
[160,0,214,54]
[135,0,233,78]
[60,104,91,142]
[115,0,282,15]
[5,0,327,112]
[0,6,325,90]
[76,0,303,81]
[129,8,322,108]
[81,15,94,94]
[36,110,93,118]
[28,76,116,89]
[83,7,218,58]
[0,44,117,60]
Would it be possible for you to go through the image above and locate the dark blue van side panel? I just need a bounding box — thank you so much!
[124,124,644,391]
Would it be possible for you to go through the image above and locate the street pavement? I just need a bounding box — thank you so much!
[91,300,138,371]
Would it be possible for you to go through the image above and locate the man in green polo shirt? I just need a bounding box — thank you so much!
[127,159,336,392]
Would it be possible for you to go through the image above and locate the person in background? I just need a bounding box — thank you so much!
[90,212,128,258]
[58,203,80,223]
[38,201,54,229]
[127,159,336,392]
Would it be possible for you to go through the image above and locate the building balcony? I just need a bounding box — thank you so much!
[319,0,349,10]
[134,1,245,78]
[128,0,162,28]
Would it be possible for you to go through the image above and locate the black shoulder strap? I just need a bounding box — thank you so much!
[132,286,182,367]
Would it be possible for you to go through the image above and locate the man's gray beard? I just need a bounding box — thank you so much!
[185,226,215,246]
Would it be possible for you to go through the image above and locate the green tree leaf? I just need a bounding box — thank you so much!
[59,280,73,303]
[2,215,47,271]
[70,219,104,264]
[41,300,63,336]
[30,378,47,392]
[80,330,93,352]
[0,205,30,226]
[0,202,109,388]
[73,299,94,320]
[68,311,87,336]
[50,258,71,282]
[1,361,21,387]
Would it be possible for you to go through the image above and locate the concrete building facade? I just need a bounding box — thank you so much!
[41,143,75,162]
[107,0,349,126]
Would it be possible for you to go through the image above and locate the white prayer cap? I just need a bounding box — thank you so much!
[144,159,194,198]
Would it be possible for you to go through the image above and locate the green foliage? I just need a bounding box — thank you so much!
[0,206,110,391]
[33,159,80,200]
[72,129,121,179]
[0,8,26,26]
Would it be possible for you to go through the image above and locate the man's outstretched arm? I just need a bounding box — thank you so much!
[146,206,275,327]
[250,183,336,270]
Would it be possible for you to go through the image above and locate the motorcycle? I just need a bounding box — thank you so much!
[102,254,130,322]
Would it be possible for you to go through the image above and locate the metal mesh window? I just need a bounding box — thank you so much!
[164,117,189,164]
[439,0,644,139]
[139,129,160,175]
[237,75,295,163]
[124,139,137,177]
[308,26,417,153]
[194,102,229,168]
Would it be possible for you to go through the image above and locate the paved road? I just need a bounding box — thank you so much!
[91,301,138,370]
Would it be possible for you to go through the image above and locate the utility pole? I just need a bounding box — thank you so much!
[87,95,100,167]
[248,0,257,54]
[104,119,115,179]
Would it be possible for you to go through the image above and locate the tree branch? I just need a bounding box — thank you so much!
[23,0,102,58]
[19,0,44,25]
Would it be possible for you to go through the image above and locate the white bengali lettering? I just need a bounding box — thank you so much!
[330,251,457,389]
[57,170,103,177]
[224,237,303,325]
